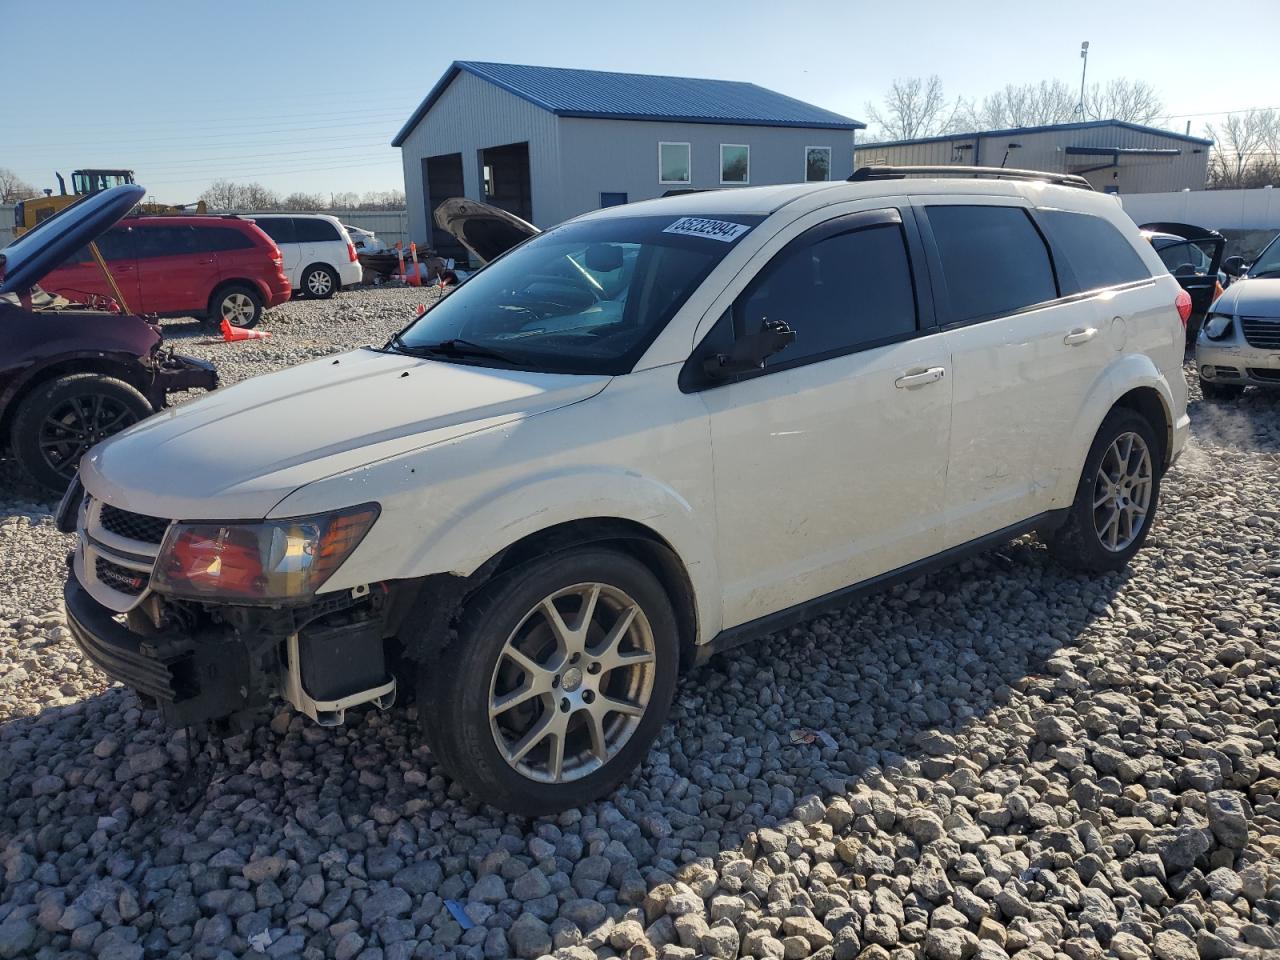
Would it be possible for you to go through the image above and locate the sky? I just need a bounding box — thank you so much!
[3,0,1277,205]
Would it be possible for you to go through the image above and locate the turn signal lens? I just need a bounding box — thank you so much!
[1174,289,1192,328]
[1203,313,1233,341]
[152,504,379,601]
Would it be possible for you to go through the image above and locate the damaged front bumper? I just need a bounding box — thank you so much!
[63,569,396,729]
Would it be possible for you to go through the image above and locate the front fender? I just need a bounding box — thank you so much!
[1048,352,1178,508]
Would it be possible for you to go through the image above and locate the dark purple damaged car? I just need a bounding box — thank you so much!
[0,185,217,492]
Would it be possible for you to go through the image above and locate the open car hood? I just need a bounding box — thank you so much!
[0,184,145,295]
[433,197,539,265]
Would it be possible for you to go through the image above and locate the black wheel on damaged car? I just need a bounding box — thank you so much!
[302,264,338,299]
[1049,407,1162,572]
[209,283,263,329]
[11,373,152,492]
[1199,378,1244,402]
[418,547,679,816]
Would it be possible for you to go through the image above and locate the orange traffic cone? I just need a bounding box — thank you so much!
[408,242,422,287]
[221,317,271,341]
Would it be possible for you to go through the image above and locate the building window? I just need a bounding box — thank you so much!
[805,146,831,182]
[600,192,628,208]
[720,144,749,184]
[658,142,691,184]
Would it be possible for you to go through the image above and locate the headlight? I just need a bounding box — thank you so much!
[151,504,379,602]
[1203,313,1233,340]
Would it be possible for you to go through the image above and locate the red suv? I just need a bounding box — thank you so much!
[41,215,291,328]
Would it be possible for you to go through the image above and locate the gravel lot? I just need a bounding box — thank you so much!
[1,287,1277,960]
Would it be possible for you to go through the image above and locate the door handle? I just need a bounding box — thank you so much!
[894,366,946,389]
[1063,327,1098,346]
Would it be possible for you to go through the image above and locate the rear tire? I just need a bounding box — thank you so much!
[209,284,263,329]
[1049,408,1162,573]
[302,264,338,299]
[11,374,152,493]
[417,548,679,816]
[1199,378,1244,401]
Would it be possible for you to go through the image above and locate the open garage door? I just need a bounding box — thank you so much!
[480,142,532,224]
[424,153,466,261]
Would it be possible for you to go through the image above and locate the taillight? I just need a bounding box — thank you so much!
[1175,289,1192,328]
[268,240,283,265]
[347,241,358,263]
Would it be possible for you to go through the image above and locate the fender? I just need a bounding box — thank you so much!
[321,464,723,644]
[1048,351,1176,507]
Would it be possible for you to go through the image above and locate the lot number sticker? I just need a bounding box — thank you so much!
[662,217,751,243]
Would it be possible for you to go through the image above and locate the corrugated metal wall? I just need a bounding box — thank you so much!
[396,70,561,245]
[555,118,854,219]
[855,124,1211,193]
[0,204,14,247]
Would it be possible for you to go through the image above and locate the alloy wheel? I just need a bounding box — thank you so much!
[307,271,333,296]
[1092,431,1152,552]
[38,394,139,480]
[220,293,256,327]
[488,582,656,784]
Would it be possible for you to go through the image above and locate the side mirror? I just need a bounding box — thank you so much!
[1222,255,1247,277]
[702,319,796,379]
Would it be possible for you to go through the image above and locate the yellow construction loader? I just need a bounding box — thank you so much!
[11,169,206,236]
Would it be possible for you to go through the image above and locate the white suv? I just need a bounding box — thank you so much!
[248,213,362,298]
[60,168,1189,815]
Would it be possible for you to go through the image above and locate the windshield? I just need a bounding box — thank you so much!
[1250,234,1280,279]
[393,213,761,375]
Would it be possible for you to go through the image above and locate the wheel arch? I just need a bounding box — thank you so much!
[1111,385,1172,464]
[388,516,701,670]
[206,278,267,316]
[0,355,154,446]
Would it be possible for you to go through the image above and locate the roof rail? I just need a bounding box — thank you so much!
[849,165,1093,190]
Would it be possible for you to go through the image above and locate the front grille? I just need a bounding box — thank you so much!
[1241,316,1280,349]
[95,557,149,596]
[99,504,170,545]
[1248,368,1280,382]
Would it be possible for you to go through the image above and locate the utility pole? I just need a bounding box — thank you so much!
[1076,41,1090,120]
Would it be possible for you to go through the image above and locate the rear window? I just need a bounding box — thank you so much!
[1039,210,1151,293]
[133,226,199,259]
[253,217,294,244]
[195,226,256,252]
[292,217,341,243]
[925,205,1057,324]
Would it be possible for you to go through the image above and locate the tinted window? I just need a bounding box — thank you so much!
[737,219,917,365]
[1039,210,1151,292]
[292,217,340,242]
[133,226,199,259]
[68,227,133,264]
[194,226,255,252]
[1152,238,1213,276]
[252,217,293,244]
[925,205,1057,323]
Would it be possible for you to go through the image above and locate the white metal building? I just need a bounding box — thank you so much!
[392,61,864,255]
[854,120,1212,194]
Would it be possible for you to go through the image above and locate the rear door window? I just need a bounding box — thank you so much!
[1038,209,1152,292]
[292,217,341,242]
[924,205,1057,324]
[736,214,918,367]
[193,227,255,252]
[253,217,294,245]
[133,226,199,259]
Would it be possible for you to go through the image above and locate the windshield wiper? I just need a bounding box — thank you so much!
[392,336,525,366]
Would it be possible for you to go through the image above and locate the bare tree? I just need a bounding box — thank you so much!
[357,189,406,210]
[198,179,243,211]
[962,79,1077,130]
[1085,79,1163,124]
[1206,109,1280,188]
[863,76,965,142]
[0,168,37,204]
[279,192,326,211]
[239,183,279,210]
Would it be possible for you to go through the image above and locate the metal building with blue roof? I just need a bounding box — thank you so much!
[392,61,864,253]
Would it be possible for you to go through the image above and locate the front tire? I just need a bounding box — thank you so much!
[1199,378,1243,401]
[11,374,152,492]
[1049,408,1162,572]
[302,264,338,299]
[209,284,263,329]
[418,548,679,816]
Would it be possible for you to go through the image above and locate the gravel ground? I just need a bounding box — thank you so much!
[1,289,1278,960]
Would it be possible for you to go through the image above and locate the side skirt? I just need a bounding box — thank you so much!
[691,509,1067,666]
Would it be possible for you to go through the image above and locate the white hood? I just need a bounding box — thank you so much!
[81,348,608,519]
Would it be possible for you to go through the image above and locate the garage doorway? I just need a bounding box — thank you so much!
[479,142,532,223]
[423,152,465,260]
